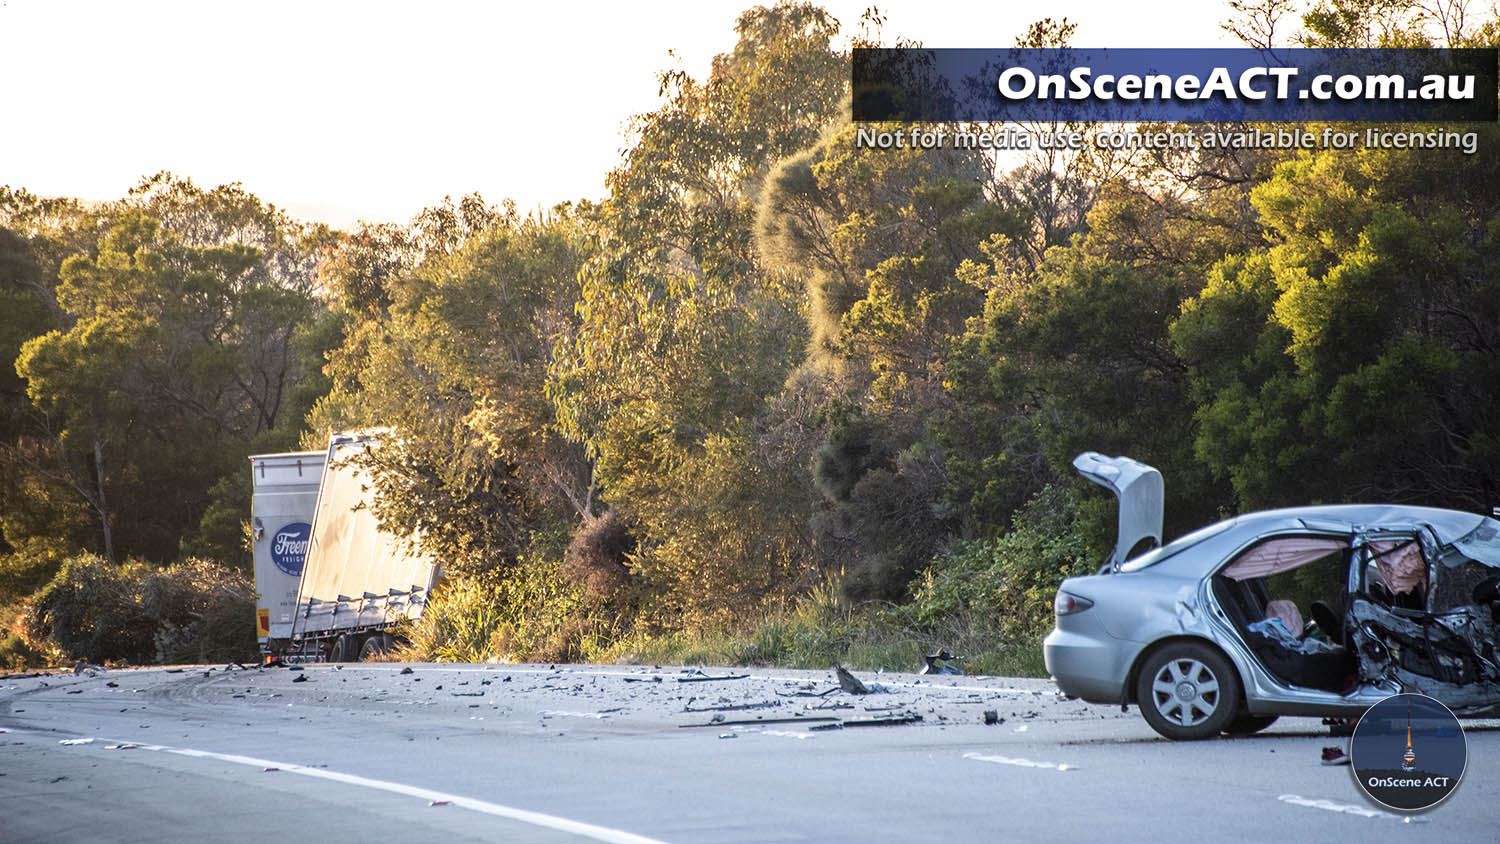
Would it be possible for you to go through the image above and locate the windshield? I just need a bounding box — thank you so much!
[1119,519,1236,572]
[1436,516,1500,569]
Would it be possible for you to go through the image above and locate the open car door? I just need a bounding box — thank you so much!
[1346,519,1500,713]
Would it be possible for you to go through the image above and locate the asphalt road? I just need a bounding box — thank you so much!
[3,662,1497,843]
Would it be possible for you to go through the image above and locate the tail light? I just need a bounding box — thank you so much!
[1054,591,1094,616]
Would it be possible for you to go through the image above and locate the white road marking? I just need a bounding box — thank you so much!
[731,726,815,740]
[1277,794,1427,823]
[50,735,670,843]
[964,751,1075,771]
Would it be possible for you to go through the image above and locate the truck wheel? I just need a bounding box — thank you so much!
[329,634,360,663]
[359,634,392,660]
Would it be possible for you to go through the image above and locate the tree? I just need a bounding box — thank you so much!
[9,176,327,566]
[1176,128,1500,512]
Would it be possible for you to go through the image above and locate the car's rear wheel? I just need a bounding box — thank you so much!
[1136,642,1242,740]
[1223,713,1279,735]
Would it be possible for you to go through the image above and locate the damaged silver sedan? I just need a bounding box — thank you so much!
[1045,453,1500,740]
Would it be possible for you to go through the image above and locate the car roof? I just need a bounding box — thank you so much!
[1213,503,1486,542]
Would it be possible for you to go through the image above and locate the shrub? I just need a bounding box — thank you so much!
[561,510,632,601]
[21,554,256,665]
[400,555,605,663]
[909,484,1098,638]
[141,559,257,664]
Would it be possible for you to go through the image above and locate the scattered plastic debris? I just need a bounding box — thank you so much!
[681,716,839,729]
[58,738,96,745]
[919,650,965,676]
[834,664,870,695]
[400,667,415,675]
[983,710,1002,725]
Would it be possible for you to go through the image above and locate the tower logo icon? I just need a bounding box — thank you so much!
[1350,693,1466,812]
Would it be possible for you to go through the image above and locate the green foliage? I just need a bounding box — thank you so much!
[1177,131,1500,512]
[909,485,1097,638]
[0,538,68,598]
[401,555,604,664]
[20,554,254,664]
[6,5,1500,675]
[597,579,1050,677]
[311,208,593,577]
[4,175,329,566]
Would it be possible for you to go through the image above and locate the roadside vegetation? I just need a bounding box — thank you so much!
[3,1,1498,674]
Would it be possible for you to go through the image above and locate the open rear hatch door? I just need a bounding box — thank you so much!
[1073,452,1163,573]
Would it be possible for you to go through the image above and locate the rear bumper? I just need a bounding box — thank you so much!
[1044,623,1141,704]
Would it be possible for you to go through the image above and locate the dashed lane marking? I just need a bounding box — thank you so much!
[963,751,1076,771]
[1277,794,1427,823]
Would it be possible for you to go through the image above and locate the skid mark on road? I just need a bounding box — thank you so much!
[1277,794,1426,823]
[963,751,1076,771]
[46,732,670,843]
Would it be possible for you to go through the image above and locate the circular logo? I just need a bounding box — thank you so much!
[1350,693,1466,812]
[269,522,312,576]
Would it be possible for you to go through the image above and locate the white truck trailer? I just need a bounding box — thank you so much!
[250,431,441,661]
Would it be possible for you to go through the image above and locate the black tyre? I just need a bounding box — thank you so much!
[358,633,392,660]
[329,634,360,663]
[1136,641,1242,740]
[1223,713,1279,735]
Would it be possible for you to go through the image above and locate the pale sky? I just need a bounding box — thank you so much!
[0,1,1241,229]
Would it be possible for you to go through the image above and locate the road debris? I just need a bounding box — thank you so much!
[683,701,779,713]
[834,664,869,695]
[292,674,309,683]
[58,737,96,745]
[400,667,415,675]
[983,710,1002,725]
[841,713,924,728]
[677,673,749,683]
[73,661,106,675]
[919,650,965,676]
[681,716,839,729]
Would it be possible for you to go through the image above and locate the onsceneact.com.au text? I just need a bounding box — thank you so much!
[996,67,1479,103]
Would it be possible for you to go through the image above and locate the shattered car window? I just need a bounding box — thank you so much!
[1438,517,1500,569]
